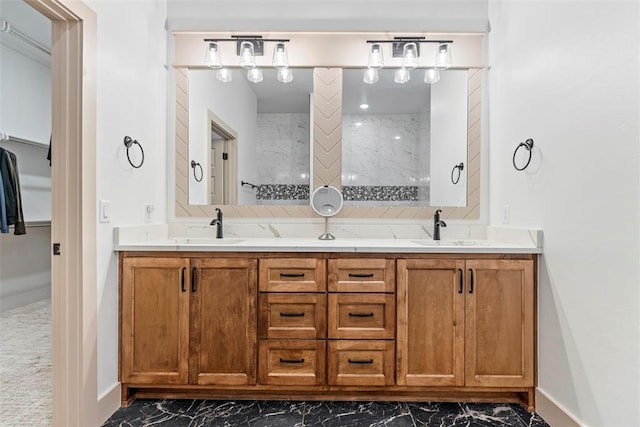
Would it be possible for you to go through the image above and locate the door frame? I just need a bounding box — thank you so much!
[206,109,238,205]
[24,0,113,425]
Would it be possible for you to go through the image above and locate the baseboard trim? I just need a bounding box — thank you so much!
[536,388,584,427]
[96,382,121,425]
[0,287,51,312]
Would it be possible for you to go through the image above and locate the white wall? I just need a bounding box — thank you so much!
[188,69,258,205]
[86,0,168,397]
[488,1,640,426]
[430,69,468,207]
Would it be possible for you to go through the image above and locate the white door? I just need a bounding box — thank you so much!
[210,133,226,205]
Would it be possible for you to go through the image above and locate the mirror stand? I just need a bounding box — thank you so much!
[319,217,335,240]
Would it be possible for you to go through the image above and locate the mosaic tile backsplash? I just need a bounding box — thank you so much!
[256,184,429,205]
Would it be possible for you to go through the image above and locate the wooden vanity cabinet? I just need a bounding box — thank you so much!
[121,256,257,387]
[120,252,536,410]
[397,258,535,389]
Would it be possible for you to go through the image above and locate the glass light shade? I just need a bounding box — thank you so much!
[239,41,256,68]
[204,42,223,68]
[394,68,410,84]
[277,67,294,83]
[424,69,440,84]
[401,42,419,69]
[216,68,232,83]
[247,68,263,83]
[434,43,452,70]
[368,43,384,69]
[363,68,379,84]
[272,42,289,68]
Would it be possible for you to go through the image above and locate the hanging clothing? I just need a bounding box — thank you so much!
[0,172,7,233]
[0,148,26,235]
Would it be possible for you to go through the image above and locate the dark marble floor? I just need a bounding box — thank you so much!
[103,400,550,426]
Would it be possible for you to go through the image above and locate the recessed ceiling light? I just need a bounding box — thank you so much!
[394,135,401,140]
[359,103,369,110]
[355,122,362,127]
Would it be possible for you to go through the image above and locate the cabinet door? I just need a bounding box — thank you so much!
[190,258,258,385]
[396,259,465,386]
[121,257,190,384]
[465,260,534,387]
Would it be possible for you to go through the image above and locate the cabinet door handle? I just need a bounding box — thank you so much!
[279,358,304,364]
[469,268,474,294]
[348,359,374,364]
[348,312,374,317]
[458,268,463,294]
[348,273,374,278]
[280,273,305,278]
[191,267,197,292]
[279,312,305,317]
[181,267,186,292]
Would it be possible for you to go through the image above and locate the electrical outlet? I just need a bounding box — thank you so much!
[502,205,511,224]
[145,203,154,223]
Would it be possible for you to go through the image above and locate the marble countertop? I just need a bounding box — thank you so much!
[114,225,543,254]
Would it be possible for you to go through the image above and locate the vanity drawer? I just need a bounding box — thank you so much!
[259,258,326,292]
[327,340,395,386]
[328,294,396,339]
[258,293,327,339]
[328,259,395,292]
[258,340,326,386]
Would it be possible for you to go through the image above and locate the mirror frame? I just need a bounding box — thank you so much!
[174,38,481,220]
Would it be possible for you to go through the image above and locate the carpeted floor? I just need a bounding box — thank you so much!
[0,300,52,427]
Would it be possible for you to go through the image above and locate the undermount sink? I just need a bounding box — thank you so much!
[172,238,245,245]
[411,239,491,247]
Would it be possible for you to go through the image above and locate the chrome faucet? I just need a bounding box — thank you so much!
[210,208,223,238]
[433,209,447,240]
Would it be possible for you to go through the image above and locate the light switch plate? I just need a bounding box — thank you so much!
[502,204,511,224]
[99,200,110,223]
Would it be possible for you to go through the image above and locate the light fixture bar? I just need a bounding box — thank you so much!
[204,36,290,57]
[366,37,453,58]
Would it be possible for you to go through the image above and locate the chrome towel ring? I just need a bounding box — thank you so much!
[123,136,144,168]
[191,160,203,182]
[451,162,464,184]
[513,138,534,171]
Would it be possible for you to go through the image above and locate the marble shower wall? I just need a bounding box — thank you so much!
[342,113,430,205]
[255,113,310,204]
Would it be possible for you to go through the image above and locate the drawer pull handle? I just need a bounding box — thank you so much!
[348,273,374,278]
[279,358,305,364]
[191,267,197,292]
[348,312,374,317]
[181,267,186,292]
[348,359,374,364]
[469,268,474,294]
[458,268,463,294]
[280,312,305,317]
[280,273,305,278]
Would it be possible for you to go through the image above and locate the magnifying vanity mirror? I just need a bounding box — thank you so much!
[173,32,482,219]
[311,185,344,240]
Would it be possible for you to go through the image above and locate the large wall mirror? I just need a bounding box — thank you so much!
[187,68,313,206]
[341,68,468,208]
[173,32,482,219]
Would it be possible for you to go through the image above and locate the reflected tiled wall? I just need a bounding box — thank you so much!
[342,113,430,204]
[256,113,310,186]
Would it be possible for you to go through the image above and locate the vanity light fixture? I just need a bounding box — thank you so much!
[239,41,256,68]
[424,68,440,84]
[277,67,293,83]
[364,36,453,84]
[203,35,291,83]
[247,68,263,83]
[367,43,384,69]
[363,68,379,84]
[401,42,419,69]
[272,42,289,68]
[216,68,232,82]
[204,42,223,68]
[434,43,452,70]
[394,68,410,84]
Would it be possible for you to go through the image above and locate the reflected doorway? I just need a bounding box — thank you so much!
[207,111,237,205]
